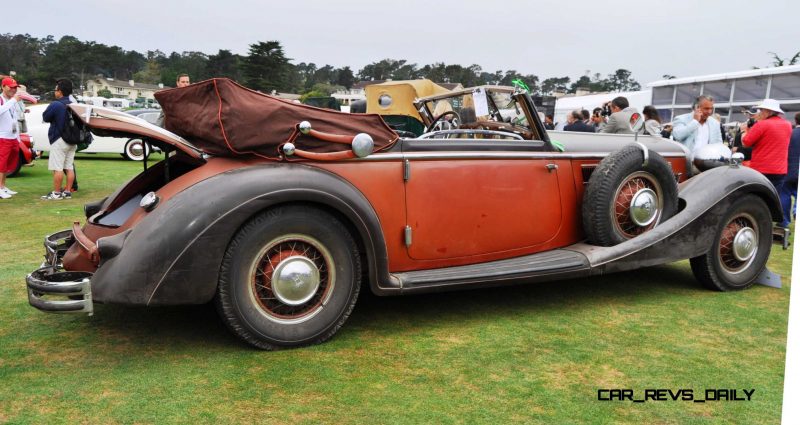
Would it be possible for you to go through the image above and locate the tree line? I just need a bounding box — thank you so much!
[1,33,643,97]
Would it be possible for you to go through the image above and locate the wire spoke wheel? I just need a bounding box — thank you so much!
[717,214,758,274]
[216,206,361,350]
[249,235,335,324]
[582,144,678,246]
[611,171,664,238]
[690,194,771,291]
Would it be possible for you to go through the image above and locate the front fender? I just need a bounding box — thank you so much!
[91,163,391,305]
[678,164,781,221]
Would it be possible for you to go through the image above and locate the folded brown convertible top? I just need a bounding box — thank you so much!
[154,78,399,159]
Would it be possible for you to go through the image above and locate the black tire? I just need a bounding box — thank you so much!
[122,138,150,161]
[215,205,361,350]
[7,152,24,177]
[583,144,679,246]
[690,194,772,291]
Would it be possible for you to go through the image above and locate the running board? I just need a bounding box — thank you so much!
[392,250,591,294]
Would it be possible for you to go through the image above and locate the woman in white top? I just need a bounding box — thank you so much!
[642,105,663,137]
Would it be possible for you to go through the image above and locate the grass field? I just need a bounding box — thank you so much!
[0,154,792,424]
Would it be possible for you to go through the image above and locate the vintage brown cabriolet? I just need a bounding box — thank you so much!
[26,79,782,349]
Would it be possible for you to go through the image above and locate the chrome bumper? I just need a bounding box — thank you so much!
[26,230,94,315]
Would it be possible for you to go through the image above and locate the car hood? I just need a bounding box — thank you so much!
[68,104,205,160]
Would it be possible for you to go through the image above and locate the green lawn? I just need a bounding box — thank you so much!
[0,154,791,424]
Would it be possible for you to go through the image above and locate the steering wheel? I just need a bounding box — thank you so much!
[426,110,461,133]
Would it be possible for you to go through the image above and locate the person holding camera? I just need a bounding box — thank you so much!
[671,95,722,160]
[599,97,638,134]
[740,99,792,227]
[590,107,606,131]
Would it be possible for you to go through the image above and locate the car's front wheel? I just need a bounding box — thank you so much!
[215,205,361,350]
[690,194,772,291]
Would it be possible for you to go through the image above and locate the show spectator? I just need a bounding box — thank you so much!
[564,110,595,133]
[713,113,728,144]
[41,79,77,200]
[0,77,21,199]
[176,74,191,88]
[642,105,663,137]
[544,114,555,130]
[581,109,591,125]
[731,107,757,160]
[779,112,800,226]
[599,97,638,134]
[156,74,191,128]
[671,95,722,160]
[590,107,606,131]
[740,99,793,227]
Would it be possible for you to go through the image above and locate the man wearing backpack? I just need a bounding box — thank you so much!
[41,79,77,200]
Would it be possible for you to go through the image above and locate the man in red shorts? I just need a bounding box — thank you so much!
[0,76,22,199]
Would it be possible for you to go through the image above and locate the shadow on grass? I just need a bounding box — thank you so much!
[78,264,701,349]
[87,303,239,350]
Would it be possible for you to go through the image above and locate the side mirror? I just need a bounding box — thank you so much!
[629,112,644,134]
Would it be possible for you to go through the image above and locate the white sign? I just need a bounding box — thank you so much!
[473,87,489,117]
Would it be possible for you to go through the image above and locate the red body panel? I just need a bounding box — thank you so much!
[404,159,562,259]
[19,134,33,164]
[316,156,583,272]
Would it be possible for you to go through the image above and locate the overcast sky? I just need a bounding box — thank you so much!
[12,0,800,86]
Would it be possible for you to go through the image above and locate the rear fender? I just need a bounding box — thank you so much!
[90,164,393,305]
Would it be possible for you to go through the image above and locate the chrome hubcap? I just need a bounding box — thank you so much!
[629,188,658,226]
[271,256,320,306]
[130,142,144,156]
[732,227,757,262]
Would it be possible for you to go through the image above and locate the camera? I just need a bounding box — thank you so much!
[747,118,755,128]
[601,102,612,117]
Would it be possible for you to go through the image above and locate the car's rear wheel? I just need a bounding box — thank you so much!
[215,205,361,350]
[122,138,150,161]
[582,144,678,246]
[690,194,772,291]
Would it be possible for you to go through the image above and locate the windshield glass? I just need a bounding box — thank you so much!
[422,88,531,132]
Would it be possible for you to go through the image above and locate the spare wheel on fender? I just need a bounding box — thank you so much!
[582,144,679,246]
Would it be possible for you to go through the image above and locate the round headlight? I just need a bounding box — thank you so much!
[378,94,393,108]
[140,191,159,211]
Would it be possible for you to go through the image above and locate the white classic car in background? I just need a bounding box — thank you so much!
[27,104,160,161]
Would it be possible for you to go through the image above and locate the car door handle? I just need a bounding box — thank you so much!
[546,163,558,172]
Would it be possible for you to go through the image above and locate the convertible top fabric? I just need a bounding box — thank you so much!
[154,78,398,159]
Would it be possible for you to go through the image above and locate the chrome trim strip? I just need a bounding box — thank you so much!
[359,151,687,161]
[418,129,524,140]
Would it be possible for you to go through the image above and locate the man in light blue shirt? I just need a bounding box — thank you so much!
[672,95,723,160]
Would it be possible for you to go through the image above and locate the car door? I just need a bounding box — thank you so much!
[402,139,563,261]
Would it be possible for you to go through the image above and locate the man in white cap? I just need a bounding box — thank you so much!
[740,98,793,227]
